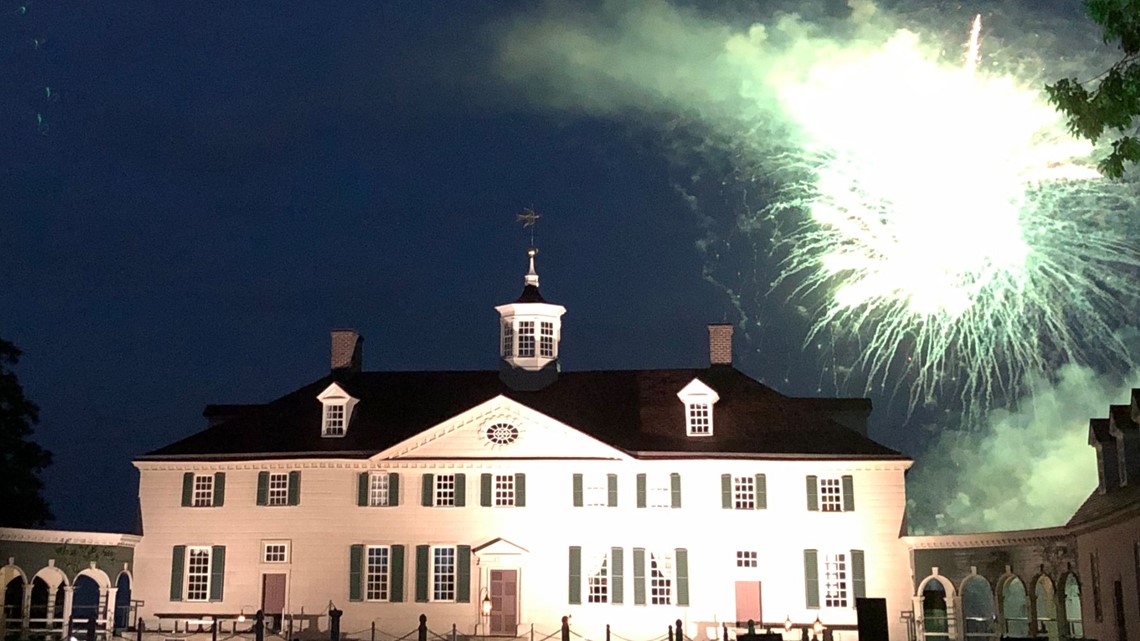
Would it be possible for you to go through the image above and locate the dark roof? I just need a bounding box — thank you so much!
[515,285,546,303]
[140,366,907,461]
[1067,482,1140,528]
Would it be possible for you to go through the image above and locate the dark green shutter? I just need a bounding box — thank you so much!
[611,547,624,604]
[806,475,819,511]
[287,471,301,505]
[851,550,865,599]
[170,545,185,601]
[721,474,732,509]
[422,474,434,507]
[389,473,400,506]
[515,473,526,507]
[675,548,689,606]
[358,473,370,507]
[181,473,194,507]
[457,545,472,602]
[568,547,582,604]
[573,474,583,507]
[349,545,363,601]
[636,474,647,508]
[213,472,225,507]
[209,546,225,601]
[670,473,681,508]
[633,548,646,605]
[842,475,855,511]
[390,545,405,602]
[256,471,269,506]
[607,474,618,507]
[415,545,430,602]
[755,474,766,510]
[481,473,493,507]
[804,549,820,608]
[455,473,466,507]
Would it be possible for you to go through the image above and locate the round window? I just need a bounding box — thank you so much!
[485,422,519,445]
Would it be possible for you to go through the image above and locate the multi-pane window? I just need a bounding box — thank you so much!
[518,321,535,357]
[192,475,214,507]
[268,473,289,506]
[687,403,711,435]
[186,547,211,601]
[435,474,456,507]
[647,477,671,508]
[494,475,515,506]
[263,542,288,563]
[737,551,758,568]
[734,476,756,510]
[369,473,390,507]
[584,476,608,507]
[366,546,390,601]
[649,553,672,605]
[820,478,843,512]
[823,553,849,607]
[501,322,514,358]
[539,321,554,357]
[433,547,456,601]
[324,404,346,436]
[588,553,609,603]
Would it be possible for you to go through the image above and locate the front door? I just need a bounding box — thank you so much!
[735,581,762,625]
[262,574,286,631]
[489,570,518,635]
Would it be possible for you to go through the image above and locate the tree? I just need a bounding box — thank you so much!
[1046,0,1140,178]
[0,337,53,527]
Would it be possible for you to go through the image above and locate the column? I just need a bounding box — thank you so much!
[104,587,118,632]
[62,584,75,633]
[912,595,925,641]
[21,582,33,634]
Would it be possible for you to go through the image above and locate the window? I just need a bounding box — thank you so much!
[649,552,673,605]
[186,547,211,602]
[737,551,758,568]
[501,322,514,357]
[268,473,289,506]
[823,553,849,608]
[324,404,346,436]
[518,321,535,357]
[317,382,358,438]
[1091,552,1103,622]
[677,378,719,437]
[435,474,456,506]
[263,541,289,563]
[647,477,671,508]
[584,476,608,507]
[192,475,214,507]
[807,475,853,512]
[370,473,390,507]
[820,478,842,512]
[433,547,456,601]
[366,546,391,601]
[540,321,554,357]
[734,476,755,510]
[587,552,609,604]
[494,475,515,506]
[688,403,711,435]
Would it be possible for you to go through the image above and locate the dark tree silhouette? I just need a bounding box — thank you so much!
[0,337,53,527]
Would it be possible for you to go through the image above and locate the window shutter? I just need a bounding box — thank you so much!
[287,471,301,505]
[611,547,624,605]
[422,474,434,507]
[170,545,185,601]
[675,548,689,606]
[806,475,819,511]
[851,550,866,599]
[804,549,820,608]
[358,472,370,507]
[721,474,732,509]
[515,473,526,507]
[213,472,225,507]
[755,473,766,510]
[389,473,400,506]
[415,545,430,602]
[455,473,466,507]
[209,546,225,601]
[842,475,855,511]
[457,545,472,603]
[636,474,647,508]
[390,545,405,602]
[256,471,269,506]
[481,473,493,507]
[181,473,194,507]
[573,473,583,507]
[670,473,681,508]
[607,474,618,507]
[633,548,646,605]
[568,546,582,605]
[349,545,363,602]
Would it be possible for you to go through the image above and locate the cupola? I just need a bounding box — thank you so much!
[495,247,566,391]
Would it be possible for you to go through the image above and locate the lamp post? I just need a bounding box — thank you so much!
[811,617,823,641]
[478,588,492,641]
[784,616,793,638]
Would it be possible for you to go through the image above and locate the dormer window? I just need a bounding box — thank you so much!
[501,322,514,357]
[518,321,535,357]
[317,382,359,438]
[540,321,554,357]
[676,378,720,437]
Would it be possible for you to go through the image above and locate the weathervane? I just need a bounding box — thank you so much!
[516,207,541,249]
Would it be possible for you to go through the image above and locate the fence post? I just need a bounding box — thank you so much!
[669,624,674,641]
[289,615,294,641]
[722,624,728,641]
[85,615,97,641]
[676,619,683,641]
[451,623,457,641]
[212,620,219,641]
[137,618,144,641]
[255,610,265,641]
[530,623,534,641]
[561,617,570,641]
[418,614,428,641]
[606,624,611,641]
[372,621,377,641]
[330,608,342,641]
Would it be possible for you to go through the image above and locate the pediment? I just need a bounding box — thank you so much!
[473,538,529,556]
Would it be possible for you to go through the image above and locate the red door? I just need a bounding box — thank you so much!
[489,570,518,635]
[735,581,762,624]
[262,574,286,630]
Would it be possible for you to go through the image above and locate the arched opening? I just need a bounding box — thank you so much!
[1034,576,1058,641]
[28,577,50,624]
[3,577,25,625]
[1061,575,1083,638]
[72,575,101,623]
[961,576,996,641]
[113,572,132,630]
[1001,576,1030,637]
[923,580,950,641]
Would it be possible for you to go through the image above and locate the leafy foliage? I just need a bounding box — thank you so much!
[1046,0,1140,178]
[0,338,53,527]
[53,540,115,577]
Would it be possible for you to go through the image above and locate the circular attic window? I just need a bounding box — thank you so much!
[485,422,520,446]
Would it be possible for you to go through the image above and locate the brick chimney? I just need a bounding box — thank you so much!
[707,323,733,366]
[330,329,363,373]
